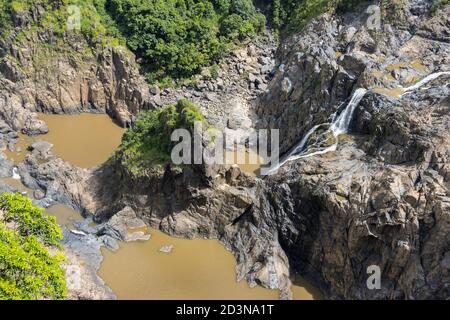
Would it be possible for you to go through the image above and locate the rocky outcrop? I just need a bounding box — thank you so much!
[261,80,450,299]
[0,5,150,131]
[147,36,277,142]
[62,226,116,300]
[251,1,450,299]
[1,0,449,301]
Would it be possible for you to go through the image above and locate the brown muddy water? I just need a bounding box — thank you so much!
[99,228,321,300]
[39,114,126,168]
[0,177,34,196]
[4,113,125,168]
[2,112,320,299]
[45,204,82,227]
[3,134,37,163]
[43,202,322,300]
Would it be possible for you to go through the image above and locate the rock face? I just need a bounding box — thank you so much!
[62,227,116,300]
[99,206,151,242]
[0,6,149,132]
[251,1,450,299]
[0,153,14,178]
[263,83,450,299]
[1,0,449,300]
[147,36,277,135]
[17,148,293,298]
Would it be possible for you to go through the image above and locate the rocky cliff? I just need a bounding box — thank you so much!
[1,0,449,300]
[0,2,149,134]
[254,0,450,298]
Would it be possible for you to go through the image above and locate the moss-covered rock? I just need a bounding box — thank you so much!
[115,99,209,176]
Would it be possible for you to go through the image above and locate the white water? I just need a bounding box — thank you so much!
[12,167,21,180]
[267,124,323,174]
[288,143,338,162]
[267,71,449,174]
[330,88,368,136]
[268,88,368,174]
[288,124,322,157]
[402,71,450,94]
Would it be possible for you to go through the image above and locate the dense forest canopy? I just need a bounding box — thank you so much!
[0,0,448,84]
[104,0,266,84]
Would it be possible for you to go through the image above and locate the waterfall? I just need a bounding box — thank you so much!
[265,71,449,174]
[12,167,21,180]
[402,71,450,94]
[288,143,338,162]
[266,124,322,174]
[289,124,322,157]
[330,88,368,136]
[266,88,368,174]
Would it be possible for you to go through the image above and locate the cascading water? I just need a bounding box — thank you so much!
[12,167,21,180]
[267,124,323,174]
[329,88,368,136]
[402,71,450,94]
[267,88,368,174]
[267,71,449,174]
[288,124,322,157]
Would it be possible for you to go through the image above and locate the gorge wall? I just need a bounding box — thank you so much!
[1,0,449,299]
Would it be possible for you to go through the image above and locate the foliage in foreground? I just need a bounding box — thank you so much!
[0,193,66,300]
[116,99,207,175]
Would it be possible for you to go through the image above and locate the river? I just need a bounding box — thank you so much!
[4,112,321,300]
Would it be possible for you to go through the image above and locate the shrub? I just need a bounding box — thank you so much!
[0,193,66,300]
[116,99,208,174]
[265,0,363,36]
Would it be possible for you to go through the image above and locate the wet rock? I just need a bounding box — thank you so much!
[33,189,45,200]
[29,140,53,154]
[0,153,14,178]
[62,228,116,300]
[100,206,151,242]
[102,235,119,251]
[159,245,174,254]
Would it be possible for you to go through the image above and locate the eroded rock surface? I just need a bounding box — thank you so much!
[1,0,449,300]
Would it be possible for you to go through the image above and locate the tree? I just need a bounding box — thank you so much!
[104,0,265,84]
[0,193,66,300]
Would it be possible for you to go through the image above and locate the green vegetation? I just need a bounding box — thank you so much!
[266,0,364,36]
[267,0,331,34]
[116,99,208,174]
[0,193,66,300]
[0,0,264,85]
[105,0,265,85]
[1,1,105,39]
[2,0,443,83]
[431,0,449,14]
